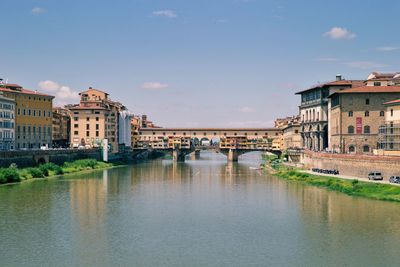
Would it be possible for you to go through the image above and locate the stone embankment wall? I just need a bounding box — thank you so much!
[302,150,400,180]
[0,149,102,168]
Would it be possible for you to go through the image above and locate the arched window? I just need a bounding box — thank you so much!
[313,109,315,121]
[316,112,320,121]
[348,145,356,153]
[363,145,370,153]
[364,125,370,134]
[348,126,354,134]
[365,111,369,117]
[380,111,385,117]
[348,111,353,117]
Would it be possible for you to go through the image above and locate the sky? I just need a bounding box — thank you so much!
[1,0,400,127]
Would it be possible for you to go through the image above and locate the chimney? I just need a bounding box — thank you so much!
[336,74,342,81]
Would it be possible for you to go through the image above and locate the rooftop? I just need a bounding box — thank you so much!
[383,99,400,105]
[0,84,54,98]
[330,86,400,95]
[295,80,364,94]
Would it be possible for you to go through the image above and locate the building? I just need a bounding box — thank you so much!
[329,86,400,154]
[377,99,400,155]
[282,123,301,150]
[0,83,54,149]
[131,115,141,148]
[296,75,363,151]
[274,115,300,129]
[52,107,71,148]
[118,110,133,150]
[366,72,400,87]
[67,87,128,152]
[0,91,15,150]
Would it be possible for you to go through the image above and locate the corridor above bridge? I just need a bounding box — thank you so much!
[133,128,283,161]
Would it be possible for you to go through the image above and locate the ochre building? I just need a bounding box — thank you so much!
[0,83,54,149]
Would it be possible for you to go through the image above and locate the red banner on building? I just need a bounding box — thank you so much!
[356,117,362,134]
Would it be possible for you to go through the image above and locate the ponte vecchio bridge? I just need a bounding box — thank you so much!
[133,128,283,162]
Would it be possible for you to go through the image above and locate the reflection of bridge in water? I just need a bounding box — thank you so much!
[133,128,283,162]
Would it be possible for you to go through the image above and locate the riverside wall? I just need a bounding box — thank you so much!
[302,150,400,180]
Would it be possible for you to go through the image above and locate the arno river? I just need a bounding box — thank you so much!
[1,152,400,267]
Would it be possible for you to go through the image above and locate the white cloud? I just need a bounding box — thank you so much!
[152,10,177,18]
[38,80,79,106]
[31,7,46,14]
[344,61,389,69]
[323,27,356,40]
[239,106,256,113]
[141,82,169,90]
[376,46,400,52]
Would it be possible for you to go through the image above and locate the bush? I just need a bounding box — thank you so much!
[26,167,45,178]
[39,163,63,176]
[0,167,21,183]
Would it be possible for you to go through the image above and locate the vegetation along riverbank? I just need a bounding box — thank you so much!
[262,154,400,202]
[0,159,115,185]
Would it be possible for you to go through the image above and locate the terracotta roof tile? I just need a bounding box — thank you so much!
[0,86,54,97]
[383,99,400,105]
[295,80,364,94]
[334,86,400,94]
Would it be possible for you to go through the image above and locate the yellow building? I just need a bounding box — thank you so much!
[67,87,125,152]
[0,83,54,149]
[131,116,141,148]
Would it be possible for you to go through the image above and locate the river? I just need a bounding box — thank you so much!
[1,151,400,267]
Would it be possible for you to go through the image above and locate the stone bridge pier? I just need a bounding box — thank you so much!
[172,148,194,162]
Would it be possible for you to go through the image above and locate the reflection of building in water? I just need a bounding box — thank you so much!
[69,172,107,228]
[130,160,193,185]
[291,184,400,235]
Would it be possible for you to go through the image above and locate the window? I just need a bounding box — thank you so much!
[348,145,355,153]
[74,124,78,128]
[348,126,354,134]
[349,97,353,105]
[96,131,99,137]
[38,110,41,116]
[96,117,99,121]
[365,111,369,117]
[366,98,370,105]
[391,109,394,117]
[364,125,370,134]
[348,111,353,117]
[86,131,89,137]
[380,111,385,117]
[74,117,78,121]
[86,124,90,130]
[86,117,90,121]
[374,82,381,86]
[74,131,78,135]
[363,145,370,153]
[96,124,99,130]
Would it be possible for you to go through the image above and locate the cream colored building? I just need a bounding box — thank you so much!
[377,99,400,155]
[68,88,126,152]
[282,123,301,150]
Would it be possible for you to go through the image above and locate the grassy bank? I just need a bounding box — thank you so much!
[0,159,114,185]
[270,165,400,202]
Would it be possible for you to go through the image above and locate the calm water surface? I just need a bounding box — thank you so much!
[1,152,400,267]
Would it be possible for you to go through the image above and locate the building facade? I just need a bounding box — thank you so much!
[282,123,301,150]
[0,83,54,149]
[67,87,128,152]
[52,107,71,148]
[296,76,363,151]
[377,99,400,155]
[329,86,400,154]
[0,92,15,150]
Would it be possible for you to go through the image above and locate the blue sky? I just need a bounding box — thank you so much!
[1,0,400,127]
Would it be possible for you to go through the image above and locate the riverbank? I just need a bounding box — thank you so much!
[0,159,118,185]
[263,159,400,202]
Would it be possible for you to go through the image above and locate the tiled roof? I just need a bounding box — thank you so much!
[68,106,107,110]
[295,80,364,94]
[333,86,400,94]
[0,86,54,97]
